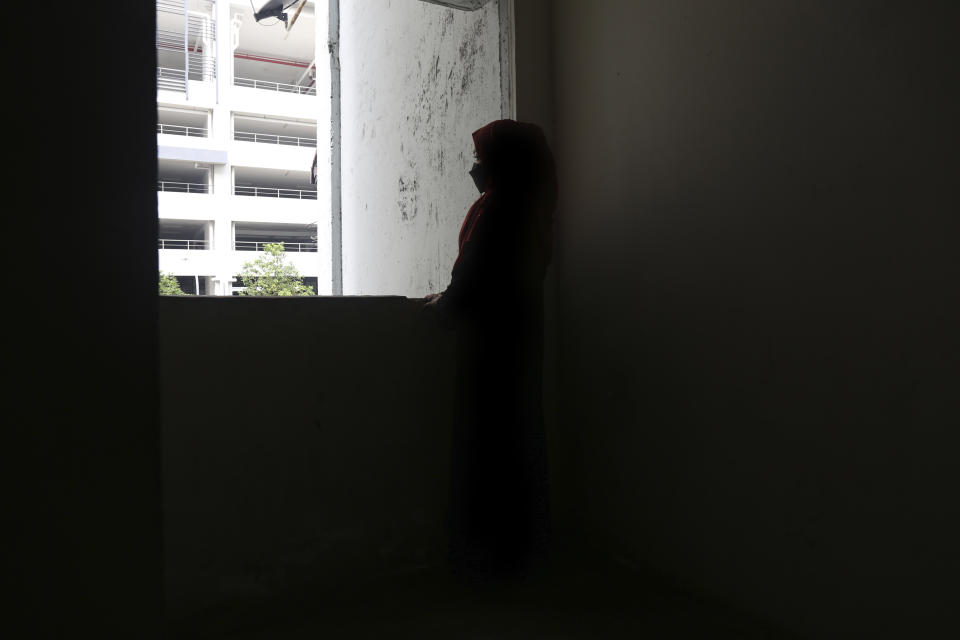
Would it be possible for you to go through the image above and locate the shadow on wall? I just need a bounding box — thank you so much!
[159,296,455,621]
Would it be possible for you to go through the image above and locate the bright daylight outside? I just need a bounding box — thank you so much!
[156,0,507,299]
[156,0,328,297]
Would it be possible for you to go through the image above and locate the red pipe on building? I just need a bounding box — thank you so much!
[234,52,313,69]
[161,45,313,70]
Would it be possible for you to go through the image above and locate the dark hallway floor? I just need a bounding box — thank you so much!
[169,549,791,639]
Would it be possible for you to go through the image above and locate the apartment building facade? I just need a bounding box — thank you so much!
[156,0,329,295]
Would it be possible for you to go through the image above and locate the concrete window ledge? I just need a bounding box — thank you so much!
[159,293,455,621]
[159,294,417,301]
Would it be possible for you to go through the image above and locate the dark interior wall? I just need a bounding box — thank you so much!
[513,0,580,532]
[8,4,162,638]
[514,0,555,140]
[551,1,959,637]
[159,297,455,621]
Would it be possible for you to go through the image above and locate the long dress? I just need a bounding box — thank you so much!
[438,188,551,582]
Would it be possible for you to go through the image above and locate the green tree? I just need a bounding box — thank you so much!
[237,242,315,296]
[159,271,187,296]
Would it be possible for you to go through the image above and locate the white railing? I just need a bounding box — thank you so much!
[234,131,317,148]
[158,181,210,194]
[156,0,200,15]
[157,59,213,83]
[157,123,208,138]
[234,76,316,96]
[234,186,317,200]
[158,239,208,250]
[235,241,318,253]
[157,66,186,92]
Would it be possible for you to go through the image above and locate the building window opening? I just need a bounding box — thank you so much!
[158,159,212,194]
[159,219,210,251]
[156,0,512,297]
[232,1,317,96]
[233,167,316,200]
[235,222,318,252]
[159,219,214,296]
[158,107,210,138]
[156,0,216,91]
[157,0,325,296]
[233,115,317,147]
[174,275,214,295]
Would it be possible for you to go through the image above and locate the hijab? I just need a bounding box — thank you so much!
[454,120,557,272]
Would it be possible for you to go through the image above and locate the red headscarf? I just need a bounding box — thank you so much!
[453,120,557,272]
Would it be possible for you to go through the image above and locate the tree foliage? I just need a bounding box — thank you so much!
[159,271,187,296]
[237,242,315,296]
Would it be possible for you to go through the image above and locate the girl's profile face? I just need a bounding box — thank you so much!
[469,162,487,194]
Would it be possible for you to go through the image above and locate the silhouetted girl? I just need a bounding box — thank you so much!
[426,120,558,582]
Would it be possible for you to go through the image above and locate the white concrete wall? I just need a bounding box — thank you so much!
[228,86,320,121]
[227,140,317,172]
[157,131,228,154]
[221,195,324,225]
[340,0,504,296]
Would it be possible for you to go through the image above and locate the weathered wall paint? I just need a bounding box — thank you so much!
[421,0,488,11]
[340,0,503,296]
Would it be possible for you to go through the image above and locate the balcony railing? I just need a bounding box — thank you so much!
[234,186,317,200]
[157,123,209,138]
[158,181,210,194]
[157,66,186,92]
[234,131,317,148]
[234,76,316,96]
[158,239,208,250]
[235,241,318,253]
